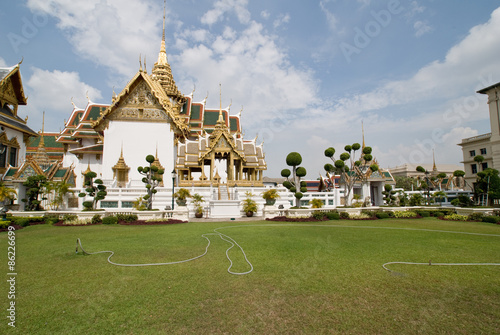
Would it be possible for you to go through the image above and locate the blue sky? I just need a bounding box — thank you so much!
[1,0,500,177]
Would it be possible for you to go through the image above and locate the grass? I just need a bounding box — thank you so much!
[1,218,500,334]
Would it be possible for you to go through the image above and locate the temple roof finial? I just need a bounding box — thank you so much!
[218,83,224,124]
[433,149,437,171]
[362,121,365,150]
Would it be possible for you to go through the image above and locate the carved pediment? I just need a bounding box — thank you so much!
[0,79,17,106]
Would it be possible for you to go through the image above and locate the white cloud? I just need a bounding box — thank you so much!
[174,21,317,127]
[273,13,290,29]
[25,67,102,131]
[200,0,250,25]
[260,10,270,20]
[0,57,7,67]
[26,0,161,81]
[414,20,433,37]
[320,0,338,31]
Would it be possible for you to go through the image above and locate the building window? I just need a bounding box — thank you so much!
[480,148,487,155]
[469,150,476,157]
[471,164,477,174]
[121,201,134,208]
[0,144,6,168]
[482,162,488,170]
[100,201,118,208]
[9,147,17,167]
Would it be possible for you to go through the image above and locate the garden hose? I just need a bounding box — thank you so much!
[76,223,500,276]
[76,231,253,275]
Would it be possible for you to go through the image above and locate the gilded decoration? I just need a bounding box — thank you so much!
[0,80,17,106]
[0,132,21,148]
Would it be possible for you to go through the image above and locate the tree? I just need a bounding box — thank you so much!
[416,166,432,205]
[409,193,424,206]
[78,171,107,210]
[138,154,164,210]
[382,184,397,206]
[0,182,17,205]
[433,190,446,205]
[475,168,500,206]
[45,181,74,210]
[22,175,48,211]
[281,152,307,207]
[394,176,418,191]
[324,143,378,206]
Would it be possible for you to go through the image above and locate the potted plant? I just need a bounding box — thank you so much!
[262,188,280,206]
[241,191,258,217]
[191,193,204,218]
[174,188,191,206]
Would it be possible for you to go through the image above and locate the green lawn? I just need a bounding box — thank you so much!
[1,218,500,334]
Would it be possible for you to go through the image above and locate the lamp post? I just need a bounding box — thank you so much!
[171,169,177,210]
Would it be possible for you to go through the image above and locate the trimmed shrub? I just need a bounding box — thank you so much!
[416,211,431,218]
[361,210,377,218]
[443,214,469,221]
[467,213,484,221]
[91,214,102,224]
[312,211,326,220]
[482,216,500,224]
[375,212,390,219]
[43,214,59,225]
[0,221,11,229]
[326,211,340,220]
[393,211,418,218]
[116,213,138,222]
[63,214,78,223]
[339,212,349,219]
[102,216,118,225]
[17,218,30,227]
[433,211,445,218]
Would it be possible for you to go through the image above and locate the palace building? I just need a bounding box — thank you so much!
[11,10,267,212]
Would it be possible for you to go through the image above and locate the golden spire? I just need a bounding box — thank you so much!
[39,111,45,148]
[433,149,437,171]
[157,0,167,66]
[218,83,224,124]
[33,111,51,170]
[361,121,365,150]
[151,0,184,102]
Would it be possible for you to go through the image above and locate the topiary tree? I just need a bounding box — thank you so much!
[416,166,432,205]
[138,154,164,210]
[324,143,378,206]
[78,171,107,210]
[452,170,469,191]
[382,184,397,206]
[475,168,500,206]
[281,152,307,208]
[22,175,48,211]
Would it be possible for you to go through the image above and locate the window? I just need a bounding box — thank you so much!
[0,144,6,168]
[471,164,477,174]
[100,201,118,208]
[482,162,488,170]
[480,148,487,155]
[469,150,476,157]
[9,147,17,167]
[121,201,134,208]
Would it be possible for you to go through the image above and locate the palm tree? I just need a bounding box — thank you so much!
[0,182,17,206]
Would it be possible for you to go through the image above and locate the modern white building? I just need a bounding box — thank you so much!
[459,82,500,188]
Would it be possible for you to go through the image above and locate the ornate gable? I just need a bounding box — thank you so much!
[93,71,189,136]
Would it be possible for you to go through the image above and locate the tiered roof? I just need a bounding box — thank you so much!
[56,101,108,155]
